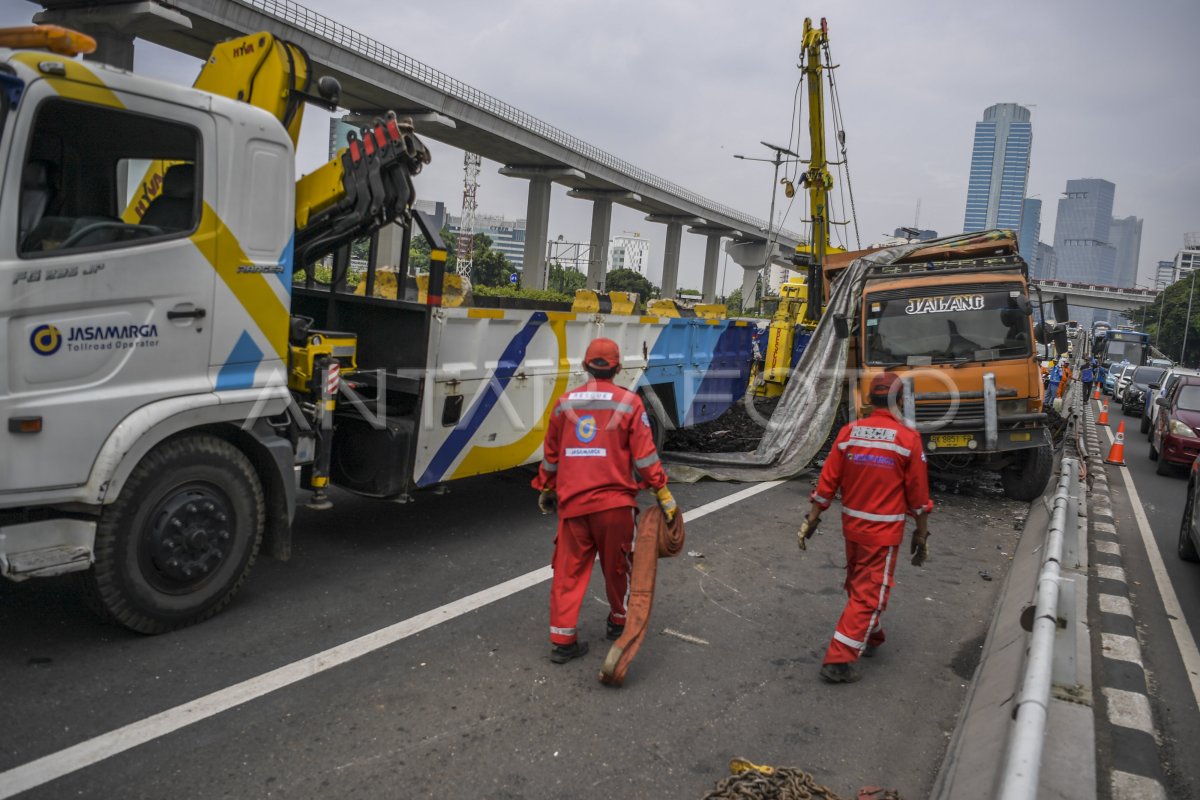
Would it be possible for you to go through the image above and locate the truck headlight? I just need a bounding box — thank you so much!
[1170,418,1195,436]
[998,400,1024,416]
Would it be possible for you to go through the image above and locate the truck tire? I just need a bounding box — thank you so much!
[638,389,669,452]
[1000,444,1053,502]
[1140,414,1151,435]
[83,435,264,634]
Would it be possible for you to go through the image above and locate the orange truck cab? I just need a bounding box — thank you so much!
[835,231,1054,501]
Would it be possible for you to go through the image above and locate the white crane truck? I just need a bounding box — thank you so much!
[0,26,753,632]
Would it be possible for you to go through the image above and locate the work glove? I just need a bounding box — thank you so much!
[797,516,820,551]
[537,489,557,515]
[910,529,930,567]
[655,486,677,523]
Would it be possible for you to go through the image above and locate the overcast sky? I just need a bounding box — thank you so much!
[7,0,1198,293]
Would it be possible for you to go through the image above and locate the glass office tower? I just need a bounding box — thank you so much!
[963,103,1033,236]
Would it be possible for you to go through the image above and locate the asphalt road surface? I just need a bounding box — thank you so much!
[2,468,1027,799]
[1095,397,1200,798]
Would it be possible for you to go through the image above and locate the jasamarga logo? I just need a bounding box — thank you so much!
[66,323,160,352]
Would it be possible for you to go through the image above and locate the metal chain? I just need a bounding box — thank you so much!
[702,764,902,800]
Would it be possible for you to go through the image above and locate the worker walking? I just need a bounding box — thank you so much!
[1080,361,1095,399]
[532,338,677,664]
[798,372,933,683]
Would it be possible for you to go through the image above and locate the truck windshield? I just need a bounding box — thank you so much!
[865,288,1031,365]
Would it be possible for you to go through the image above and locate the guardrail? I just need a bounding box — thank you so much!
[996,454,1080,798]
[233,0,802,242]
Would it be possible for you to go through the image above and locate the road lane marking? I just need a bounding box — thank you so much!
[1096,564,1127,582]
[1103,687,1156,734]
[0,479,787,798]
[1111,771,1168,800]
[1099,594,1133,617]
[1099,422,1200,713]
[1096,540,1121,555]
[1101,633,1143,665]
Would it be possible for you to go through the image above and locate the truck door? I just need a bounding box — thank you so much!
[0,71,217,493]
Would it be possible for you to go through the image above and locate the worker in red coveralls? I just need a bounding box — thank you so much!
[532,338,677,664]
[798,371,934,684]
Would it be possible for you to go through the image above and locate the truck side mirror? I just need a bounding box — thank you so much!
[1034,321,1050,345]
[1054,329,1070,356]
[1052,294,1069,323]
[833,314,849,339]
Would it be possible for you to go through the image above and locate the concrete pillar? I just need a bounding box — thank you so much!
[521,177,552,290]
[587,199,613,290]
[726,239,774,311]
[646,214,704,300]
[500,165,585,291]
[661,222,683,298]
[567,189,642,291]
[86,30,136,71]
[702,234,722,303]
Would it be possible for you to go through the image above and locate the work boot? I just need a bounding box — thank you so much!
[862,643,879,658]
[550,641,589,664]
[819,662,863,683]
[606,619,625,641]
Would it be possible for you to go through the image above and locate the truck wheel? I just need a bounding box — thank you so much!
[84,435,264,634]
[1000,445,1053,502]
[638,390,668,452]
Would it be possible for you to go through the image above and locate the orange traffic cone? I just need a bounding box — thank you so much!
[1093,385,1101,401]
[1098,401,1109,425]
[1104,420,1127,466]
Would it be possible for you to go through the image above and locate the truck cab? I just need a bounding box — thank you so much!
[842,231,1053,500]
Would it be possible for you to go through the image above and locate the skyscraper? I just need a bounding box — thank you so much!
[1108,215,1143,287]
[1018,198,1041,273]
[1052,179,1118,284]
[963,103,1033,236]
[1053,178,1118,327]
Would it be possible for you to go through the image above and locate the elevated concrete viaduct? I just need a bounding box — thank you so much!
[27,0,803,299]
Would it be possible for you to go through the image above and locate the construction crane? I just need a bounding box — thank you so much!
[456,152,481,277]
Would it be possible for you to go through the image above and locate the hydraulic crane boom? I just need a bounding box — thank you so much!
[128,31,430,273]
[799,17,834,322]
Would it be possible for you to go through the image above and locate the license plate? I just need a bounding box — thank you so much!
[931,434,972,448]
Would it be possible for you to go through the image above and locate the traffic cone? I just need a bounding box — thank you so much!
[1098,401,1109,425]
[1104,420,1127,466]
[1092,385,1100,401]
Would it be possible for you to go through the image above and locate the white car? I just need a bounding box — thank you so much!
[1113,363,1138,402]
[1145,367,1200,437]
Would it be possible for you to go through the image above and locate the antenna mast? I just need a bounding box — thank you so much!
[456,152,482,277]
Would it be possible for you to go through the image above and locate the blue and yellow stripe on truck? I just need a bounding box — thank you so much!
[416,313,753,487]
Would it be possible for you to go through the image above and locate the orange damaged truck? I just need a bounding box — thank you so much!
[828,231,1062,501]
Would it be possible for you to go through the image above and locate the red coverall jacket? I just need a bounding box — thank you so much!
[810,408,934,544]
[532,378,667,517]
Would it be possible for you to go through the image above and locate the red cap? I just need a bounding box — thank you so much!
[868,371,902,399]
[584,338,621,370]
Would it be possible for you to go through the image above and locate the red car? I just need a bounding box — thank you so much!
[1152,375,1200,476]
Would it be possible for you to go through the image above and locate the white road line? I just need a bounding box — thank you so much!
[1101,632,1143,665]
[1103,687,1156,734]
[1110,771,1167,800]
[1096,564,1128,583]
[1099,594,1133,618]
[1098,420,1200,712]
[1096,540,1121,555]
[0,479,787,799]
